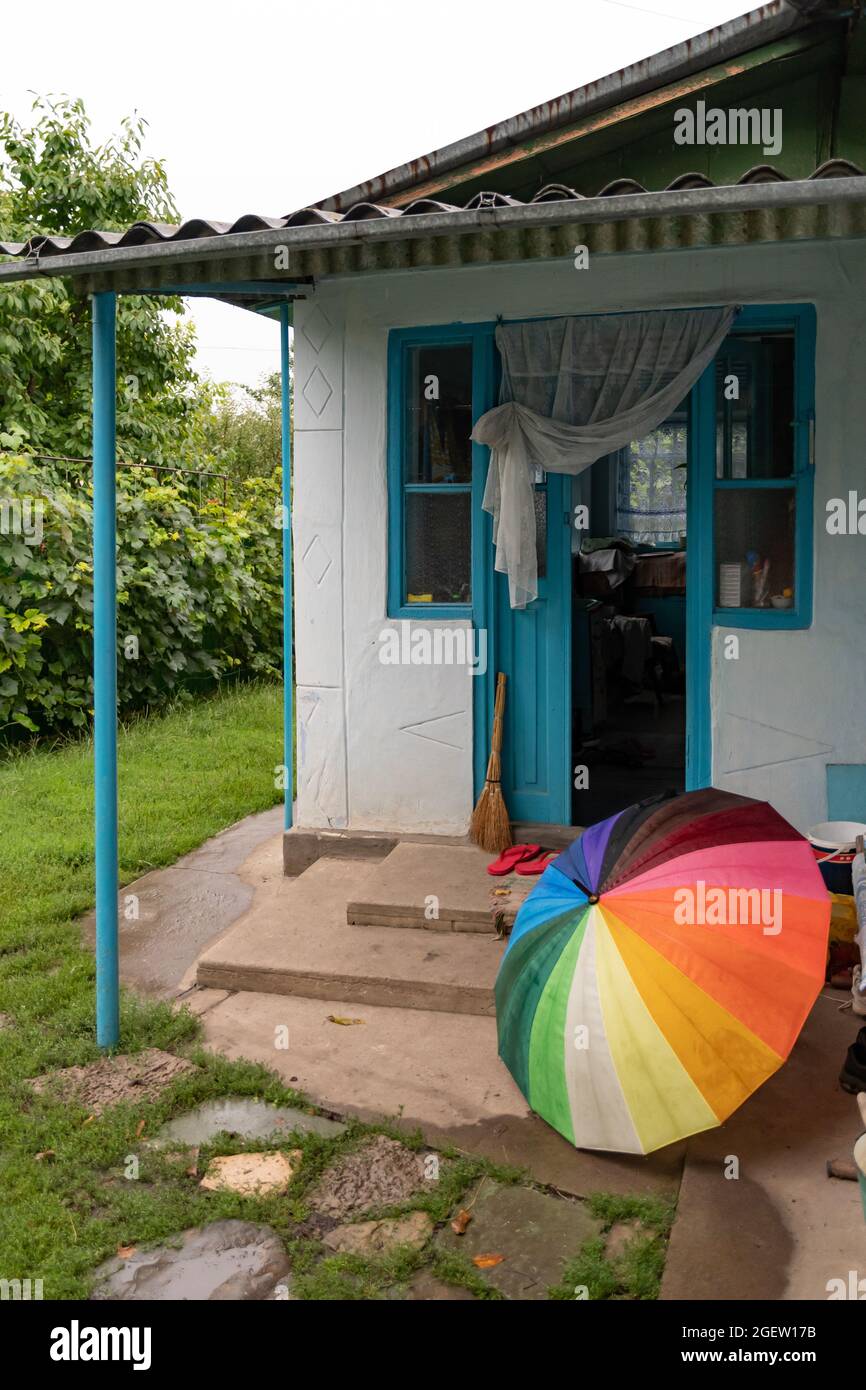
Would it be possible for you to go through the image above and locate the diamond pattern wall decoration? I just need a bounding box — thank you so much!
[301,305,332,355]
[302,366,333,418]
[302,534,333,586]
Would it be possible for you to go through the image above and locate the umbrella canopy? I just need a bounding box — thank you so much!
[496,789,830,1155]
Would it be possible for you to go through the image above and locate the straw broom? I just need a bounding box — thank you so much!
[470,671,512,853]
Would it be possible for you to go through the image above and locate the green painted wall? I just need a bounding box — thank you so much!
[431,25,860,206]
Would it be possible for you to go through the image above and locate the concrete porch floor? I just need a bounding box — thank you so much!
[99,809,866,1299]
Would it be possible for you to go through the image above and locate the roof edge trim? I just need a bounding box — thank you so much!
[2,173,865,286]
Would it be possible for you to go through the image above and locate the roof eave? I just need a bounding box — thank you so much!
[1,175,865,291]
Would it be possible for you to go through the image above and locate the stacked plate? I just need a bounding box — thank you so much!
[718,561,749,607]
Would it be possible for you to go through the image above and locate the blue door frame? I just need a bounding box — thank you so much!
[473,303,815,822]
[385,322,498,798]
[685,302,816,791]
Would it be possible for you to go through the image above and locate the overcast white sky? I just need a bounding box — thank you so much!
[7,0,753,388]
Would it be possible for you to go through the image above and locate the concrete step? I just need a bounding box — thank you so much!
[347,842,534,934]
[197,858,503,1016]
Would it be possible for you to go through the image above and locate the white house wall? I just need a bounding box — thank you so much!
[293,301,348,827]
[292,237,866,834]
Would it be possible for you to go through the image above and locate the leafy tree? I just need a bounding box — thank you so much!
[0,95,208,465]
[198,370,288,482]
[0,452,283,735]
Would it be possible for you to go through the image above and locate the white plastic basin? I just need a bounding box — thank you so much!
[807,821,866,851]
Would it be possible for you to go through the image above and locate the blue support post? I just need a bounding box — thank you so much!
[92,292,119,1047]
[280,302,294,829]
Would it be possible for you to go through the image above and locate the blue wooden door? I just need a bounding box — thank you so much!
[494,469,572,824]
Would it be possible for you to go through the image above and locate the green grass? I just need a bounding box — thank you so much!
[0,682,289,1294]
[548,1191,677,1301]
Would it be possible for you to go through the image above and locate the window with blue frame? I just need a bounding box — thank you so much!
[388,333,479,617]
[615,410,688,546]
[710,307,814,628]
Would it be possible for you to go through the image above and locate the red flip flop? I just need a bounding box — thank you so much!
[515,849,558,876]
[486,843,542,876]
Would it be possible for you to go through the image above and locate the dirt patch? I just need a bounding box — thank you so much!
[28,1048,198,1114]
[309,1134,434,1219]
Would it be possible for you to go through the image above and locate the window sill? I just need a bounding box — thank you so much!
[713,607,810,631]
[388,603,473,621]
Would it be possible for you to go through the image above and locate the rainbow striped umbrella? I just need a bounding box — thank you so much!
[496,789,830,1154]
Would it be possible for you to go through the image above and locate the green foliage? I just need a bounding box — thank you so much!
[586,1189,677,1232]
[0,454,283,735]
[548,1190,677,1301]
[0,95,208,462]
[198,372,284,482]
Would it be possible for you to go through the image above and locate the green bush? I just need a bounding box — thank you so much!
[0,453,283,736]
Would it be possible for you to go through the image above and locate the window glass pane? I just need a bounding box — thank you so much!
[405,344,473,484]
[405,492,471,603]
[714,487,796,608]
[616,419,687,545]
[715,334,794,480]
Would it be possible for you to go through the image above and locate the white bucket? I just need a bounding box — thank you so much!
[807,821,866,852]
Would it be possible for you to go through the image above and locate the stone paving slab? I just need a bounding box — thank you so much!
[402,1270,476,1300]
[200,1149,302,1195]
[347,843,532,932]
[150,1097,345,1147]
[91,1220,290,1301]
[322,1211,433,1255]
[437,1180,602,1300]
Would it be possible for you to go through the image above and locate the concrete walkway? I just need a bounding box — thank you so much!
[96,808,866,1295]
[660,991,865,1301]
[98,810,680,1198]
[81,806,283,996]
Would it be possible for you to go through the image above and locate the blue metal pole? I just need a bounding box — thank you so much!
[280,302,294,830]
[92,292,119,1047]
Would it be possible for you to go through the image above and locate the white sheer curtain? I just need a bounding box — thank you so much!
[471,307,737,608]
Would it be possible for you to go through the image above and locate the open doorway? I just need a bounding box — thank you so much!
[571,410,688,824]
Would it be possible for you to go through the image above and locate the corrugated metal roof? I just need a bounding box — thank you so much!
[1,1,861,302]
[317,0,851,213]
[1,166,865,303]
[1,160,861,264]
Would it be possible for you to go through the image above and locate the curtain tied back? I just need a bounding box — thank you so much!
[471,306,737,608]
